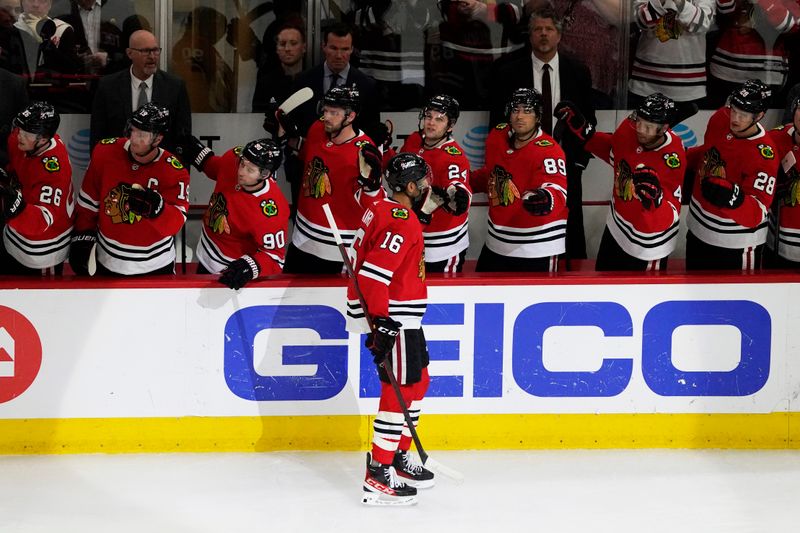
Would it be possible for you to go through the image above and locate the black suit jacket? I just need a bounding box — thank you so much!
[289,63,380,141]
[0,69,29,167]
[90,68,192,155]
[56,0,127,75]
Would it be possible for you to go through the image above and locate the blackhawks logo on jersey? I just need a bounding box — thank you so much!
[418,253,426,283]
[615,160,635,201]
[534,139,553,147]
[663,152,681,169]
[167,156,185,170]
[392,207,409,219]
[204,192,231,234]
[233,145,243,156]
[104,183,142,225]
[261,198,278,217]
[41,156,60,172]
[700,147,726,180]
[487,165,520,206]
[495,122,509,130]
[354,140,370,148]
[782,167,800,207]
[758,144,775,160]
[444,146,462,156]
[100,137,117,144]
[655,9,682,42]
[303,156,332,198]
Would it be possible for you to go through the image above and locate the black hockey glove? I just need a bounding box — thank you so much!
[522,188,554,215]
[415,186,446,225]
[632,167,663,210]
[126,186,164,218]
[218,255,260,290]
[275,108,301,139]
[357,143,383,192]
[0,184,25,221]
[371,121,393,151]
[366,316,402,363]
[553,101,595,144]
[262,98,280,136]
[180,135,214,172]
[701,176,744,209]
[69,231,97,276]
[442,184,470,215]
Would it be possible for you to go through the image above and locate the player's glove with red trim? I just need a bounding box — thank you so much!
[554,101,595,143]
[522,188,554,215]
[126,186,164,218]
[701,176,744,209]
[357,143,383,192]
[442,184,470,215]
[366,316,402,363]
[632,167,663,210]
[219,255,260,290]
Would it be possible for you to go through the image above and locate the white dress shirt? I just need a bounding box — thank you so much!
[130,68,154,111]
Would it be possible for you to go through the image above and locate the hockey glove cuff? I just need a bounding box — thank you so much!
[366,316,403,363]
[69,231,97,276]
[219,255,260,290]
[181,135,214,172]
[701,176,744,209]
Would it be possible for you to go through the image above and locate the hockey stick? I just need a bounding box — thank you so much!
[669,102,699,128]
[278,87,314,114]
[321,204,464,482]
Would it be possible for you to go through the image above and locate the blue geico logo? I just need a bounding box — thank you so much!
[224,300,771,401]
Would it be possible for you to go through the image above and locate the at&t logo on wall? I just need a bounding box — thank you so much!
[0,306,43,403]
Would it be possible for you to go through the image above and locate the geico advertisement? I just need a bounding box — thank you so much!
[0,283,794,418]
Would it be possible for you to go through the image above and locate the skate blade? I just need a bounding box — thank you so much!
[361,491,417,507]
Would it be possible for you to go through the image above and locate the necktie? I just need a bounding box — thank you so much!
[137,81,148,109]
[330,72,340,91]
[541,64,552,135]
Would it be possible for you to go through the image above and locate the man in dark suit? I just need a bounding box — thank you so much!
[90,29,191,156]
[489,7,596,260]
[287,22,380,140]
[55,0,127,75]
[0,69,29,168]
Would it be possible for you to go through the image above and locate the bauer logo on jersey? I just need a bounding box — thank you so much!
[663,152,681,169]
[100,137,117,144]
[41,156,60,172]
[303,156,332,198]
[261,199,279,217]
[487,165,519,207]
[167,156,185,170]
[534,139,553,147]
[391,207,409,220]
[444,146,462,156]
[615,160,635,201]
[758,144,775,160]
[205,192,231,234]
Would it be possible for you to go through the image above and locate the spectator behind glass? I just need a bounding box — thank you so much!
[252,18,306,114]
[708,0,800,108]
[0,69,29,168]
[0,0,27,73]
[13,0,81,76]
[53,0,127,75]
[171,6,234,113]
[629,0,715,112]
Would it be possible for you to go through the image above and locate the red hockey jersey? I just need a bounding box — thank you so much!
[768,123,800,260]
[75,138,190,274]
[400,132,472,262]
[4,131,74,268]
[586,119,685,260]
[195,148,290,275]
[471,124,568,258]
[686,107,778,249]
[346,198,427,334]
[294,121,384,262]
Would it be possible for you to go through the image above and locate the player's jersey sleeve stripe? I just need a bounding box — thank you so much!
[77,191,99,212]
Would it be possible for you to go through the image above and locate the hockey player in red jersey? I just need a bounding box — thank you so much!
[766,94,800,267]
[283,85,385,274]
[471,88,568,272]
[400,94,472,273]
[555,93,686,271]
[685,79,779,271]
[183,137,289,288]
[70,103,190,276]
[348,153,433,506]
[0,102,74,275]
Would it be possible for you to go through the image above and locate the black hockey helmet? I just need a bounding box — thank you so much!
[241,138,282,174]
[385,152,431,193]
[317,84,360,115]
[635,92,676,125]
[791,94,800,116]
[128,102,170,135]
[729,79,771,114]
[420,94,460,123]
[504,88,543,119]
[13,101,60,138]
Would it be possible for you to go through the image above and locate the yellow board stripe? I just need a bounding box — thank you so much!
[2,413,800,454]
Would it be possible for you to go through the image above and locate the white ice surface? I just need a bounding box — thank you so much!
[1,450,798,533]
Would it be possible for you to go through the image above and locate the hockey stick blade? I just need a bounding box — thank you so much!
[424,456,464,483]
[669,103,699,128]
[279,87,314,115]
[87,243,97,276]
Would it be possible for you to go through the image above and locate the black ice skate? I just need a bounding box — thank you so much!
[393,449,435,489]
[362,453,418,506]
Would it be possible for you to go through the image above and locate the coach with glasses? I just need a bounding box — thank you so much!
[90,29,191,156]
